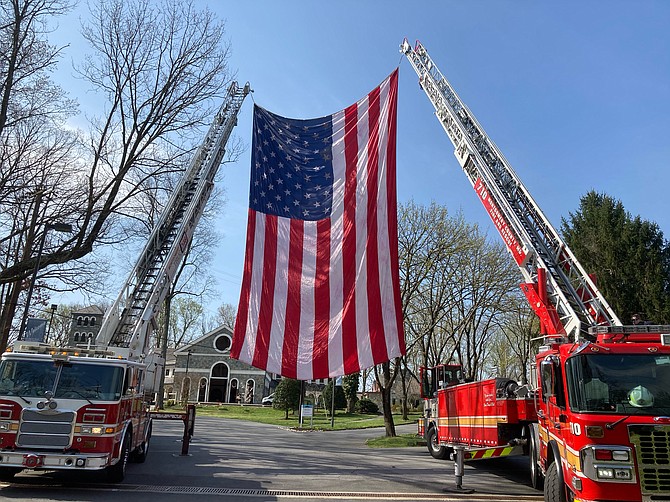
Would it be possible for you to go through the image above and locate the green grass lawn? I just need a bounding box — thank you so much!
[164,403,421,433]
[366,434,426,448]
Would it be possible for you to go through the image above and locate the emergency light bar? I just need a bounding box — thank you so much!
[588,325,670,335]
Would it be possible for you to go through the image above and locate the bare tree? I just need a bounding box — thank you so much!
[0,0,80,350]
[448,236,520,380]
[0,0,234,351]
[392,201,526,427]
[167,297,203,348]
[487,299,540,384]
[216,303,237,330]
[394,201,476,422]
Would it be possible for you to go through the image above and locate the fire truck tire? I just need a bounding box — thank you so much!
[544,459,566,502]
[106,431,131,483]
[0,467,21,481]
[529,429,544,490]
[426,426,450,460]
[131,423,152,463]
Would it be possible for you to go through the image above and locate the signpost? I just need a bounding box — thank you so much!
[300,404,313,428]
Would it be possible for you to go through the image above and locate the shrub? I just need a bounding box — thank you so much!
[355,398,379,414]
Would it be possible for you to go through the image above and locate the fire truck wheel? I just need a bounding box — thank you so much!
[426,426,450,460]
[106,431,131,483]
[131,423,152,463]
[544,460,566,502]
[0,467,21,481]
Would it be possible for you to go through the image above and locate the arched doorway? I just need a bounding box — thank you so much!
[197,377,208,402]
[208,363,229,402]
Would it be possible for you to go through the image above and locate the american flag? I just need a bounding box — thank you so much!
[231,69,405,379]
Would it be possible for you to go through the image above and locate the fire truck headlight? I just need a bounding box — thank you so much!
[0,422,10,431]
[595,466,632,480]
[80,426,104,435]
[612,450,629,462]
[614,468,632,480]
[597,467,615,479]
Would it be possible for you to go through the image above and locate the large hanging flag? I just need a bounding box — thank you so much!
[231,69,404,380]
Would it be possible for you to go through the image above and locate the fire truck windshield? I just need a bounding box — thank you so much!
[566,353,670,415]
[0,359,125,401]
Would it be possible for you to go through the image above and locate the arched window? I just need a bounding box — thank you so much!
[77,316,83,326]
[229,378,239,403]
[211,363,229,378]
[74,332,80,342]
[83,317,89,327]
[197,378,208,402]
[90,317,96,326]
[244,379,255,404]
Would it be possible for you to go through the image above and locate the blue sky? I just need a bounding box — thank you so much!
[52,1,670,314]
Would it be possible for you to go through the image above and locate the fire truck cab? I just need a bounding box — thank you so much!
[535,329,670,501]
[0,342,154,482]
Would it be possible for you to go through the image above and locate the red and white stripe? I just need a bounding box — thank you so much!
[232,69,404,380]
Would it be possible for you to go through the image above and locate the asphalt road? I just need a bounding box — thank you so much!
[0,416,543,502]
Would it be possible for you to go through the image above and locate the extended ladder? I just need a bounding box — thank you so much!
[401,39,620,340]
[97,81,251,358]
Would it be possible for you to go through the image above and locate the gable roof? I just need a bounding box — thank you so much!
[72,305,105,315]
[174,325,233,354]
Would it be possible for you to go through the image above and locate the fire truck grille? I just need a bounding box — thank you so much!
[16,409,75,449]
[629,424,670,494]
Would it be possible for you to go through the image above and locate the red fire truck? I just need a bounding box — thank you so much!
[402,39,670,502]
[0,82,250,483]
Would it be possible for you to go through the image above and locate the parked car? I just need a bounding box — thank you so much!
[261,393,274,405]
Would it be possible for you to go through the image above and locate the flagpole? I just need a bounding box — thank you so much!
[299,380,305,428]
[330,377,335,428]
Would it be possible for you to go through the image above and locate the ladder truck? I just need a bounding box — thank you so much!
[402,39,670,502]
[0,81,250,483]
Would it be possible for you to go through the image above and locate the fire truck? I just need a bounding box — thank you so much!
[402,39,670,502]
[0,81,250,482]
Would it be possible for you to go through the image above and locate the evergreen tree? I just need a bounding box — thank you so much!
[561,191,670,323]
[322,379,347,413]
[342,373,360,412]
[273,378,301,419]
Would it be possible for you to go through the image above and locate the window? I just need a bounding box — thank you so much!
[214,334,232,353]
[211,363,229,378]
[77,316,83,326]
[83,317,89,327]
[90,317,96,326]
[74,332,80,342]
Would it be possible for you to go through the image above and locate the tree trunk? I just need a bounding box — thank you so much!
[0,190,43,352]
[376,361,397,437]
[382,388,396,437]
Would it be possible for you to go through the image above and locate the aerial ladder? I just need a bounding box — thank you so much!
[400,39,621,341]
[97,81,251,360]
